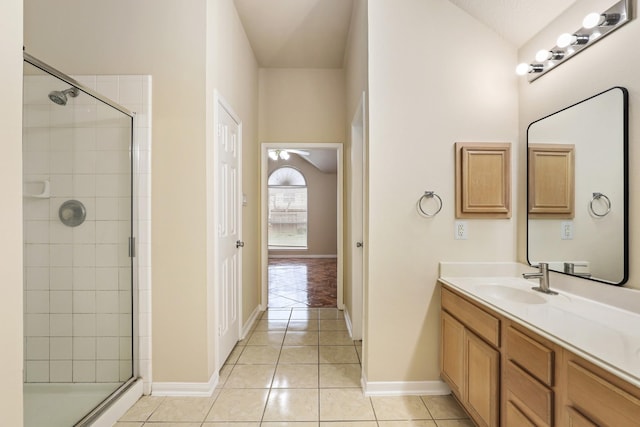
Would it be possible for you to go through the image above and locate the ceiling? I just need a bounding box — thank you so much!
[448,0,579,47]
[233,0,354,68]
[233,0,580,69]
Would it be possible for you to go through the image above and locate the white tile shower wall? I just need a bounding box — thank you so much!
[23,75,152,393]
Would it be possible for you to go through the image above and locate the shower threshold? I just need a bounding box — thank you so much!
[24,382,123,427]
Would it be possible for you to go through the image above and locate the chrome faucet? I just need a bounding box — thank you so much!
[563,262,592,278]
[523,263,558,295]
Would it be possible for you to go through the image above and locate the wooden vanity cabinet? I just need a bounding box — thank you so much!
[440,282,640,427]
[441,286,500,427]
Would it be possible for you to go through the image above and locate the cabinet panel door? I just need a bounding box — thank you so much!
[466,332,500,427]
[441,311,465,399]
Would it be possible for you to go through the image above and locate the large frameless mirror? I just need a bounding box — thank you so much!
[527,86,628,285]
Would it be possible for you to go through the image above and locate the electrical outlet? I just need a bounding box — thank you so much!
[455,221,468,240]
[561,221,573,240]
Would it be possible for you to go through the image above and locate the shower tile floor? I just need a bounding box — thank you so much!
[116,307,473,426]
[268,258,338,308]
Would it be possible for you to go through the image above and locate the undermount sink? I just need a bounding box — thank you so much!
[475,284,548,305]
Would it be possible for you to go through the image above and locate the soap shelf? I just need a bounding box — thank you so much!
[24,180,51,199]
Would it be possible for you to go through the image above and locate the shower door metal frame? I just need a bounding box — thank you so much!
[22,51,140,427]
[23,52,134,117]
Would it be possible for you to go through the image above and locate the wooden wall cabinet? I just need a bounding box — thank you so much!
[439,282,640,427]
[456,142,511,219]
[528,144,575,218]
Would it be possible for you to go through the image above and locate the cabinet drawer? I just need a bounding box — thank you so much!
[566,407,598,427]
[442,286,500,347]
[567,361,640,427]
[505,360,553,426]
[506,326,554,386]
[506,401,536,427]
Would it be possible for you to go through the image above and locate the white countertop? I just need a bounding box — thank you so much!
[439,262,640,388]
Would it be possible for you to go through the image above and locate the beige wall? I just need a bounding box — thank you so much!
[259,68,346,143]
[0,0,24,423]
[366,0,519,382]
[24,0,260,383]
[517,0,640,290]
[268,155,338,256]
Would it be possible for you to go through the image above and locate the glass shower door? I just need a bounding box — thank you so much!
[22,58,134,427]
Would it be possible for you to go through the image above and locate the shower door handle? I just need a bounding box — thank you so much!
[236,240,245,249]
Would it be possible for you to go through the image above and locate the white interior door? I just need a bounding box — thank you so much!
[349,92,366,340]
[216,97,242,365]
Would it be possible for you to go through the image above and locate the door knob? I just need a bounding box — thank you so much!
[356,241,363,248]
[236,240,245,248]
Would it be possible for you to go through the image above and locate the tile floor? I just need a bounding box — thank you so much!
[268,258,338,308]
[116,308,473,426]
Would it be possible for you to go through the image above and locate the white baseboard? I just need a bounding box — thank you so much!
[343,307,362,341]
[152,371,219,397]
[268,254,338,259]
[344,308,354,338]
[362,373,451,396]
[242,305,263,339]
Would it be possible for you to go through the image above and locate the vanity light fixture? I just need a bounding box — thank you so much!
[516,0,631,82]
[583,12,621,28]
[556,33,590,48]
[516,63,544,76]
[535,49,565,62]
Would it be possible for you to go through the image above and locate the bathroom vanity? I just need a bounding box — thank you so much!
[438,264,640,427]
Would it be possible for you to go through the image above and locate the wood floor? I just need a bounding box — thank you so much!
[268,258,337,308]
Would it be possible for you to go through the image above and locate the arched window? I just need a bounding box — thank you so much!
[268,167,308,248]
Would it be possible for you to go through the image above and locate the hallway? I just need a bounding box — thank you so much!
[116,307,472,426]
[268,258,338,308]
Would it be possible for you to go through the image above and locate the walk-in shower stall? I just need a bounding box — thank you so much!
[22,53,138,426]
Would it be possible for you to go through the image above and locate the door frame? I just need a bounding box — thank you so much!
[348,91,366,339]
[209,90,243,371]
[260,142,344,310]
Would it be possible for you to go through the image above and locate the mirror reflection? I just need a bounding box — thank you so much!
[527,87,628,285]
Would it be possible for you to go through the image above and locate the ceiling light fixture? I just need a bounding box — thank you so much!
[516,0,630,82]
[268,149,310,161]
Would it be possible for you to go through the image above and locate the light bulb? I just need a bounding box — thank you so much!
[583,12,602,29]
[280,151,290,160]
[557,33,575,48]
[268,151,278,160]
[515,63,530,76]
[535,50,551,62]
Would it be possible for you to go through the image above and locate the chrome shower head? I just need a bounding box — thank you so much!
[48,87,79,106]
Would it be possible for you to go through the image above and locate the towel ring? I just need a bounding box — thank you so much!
[589,192,611,217]
[417,191,442,218]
